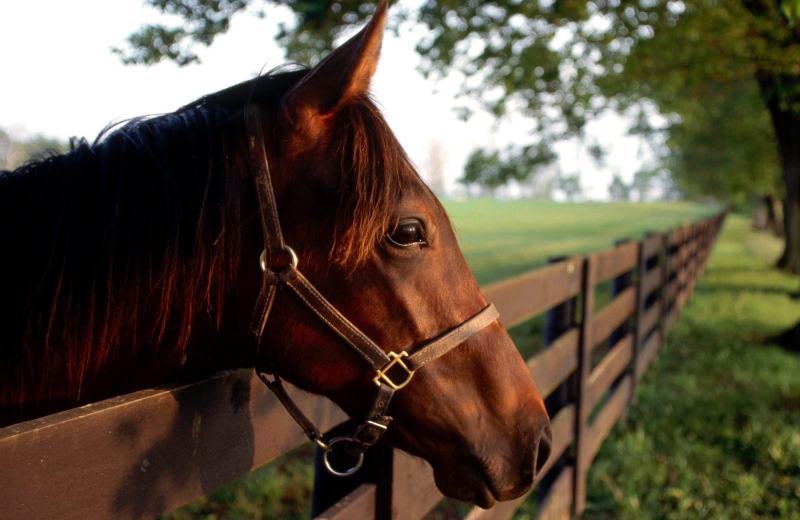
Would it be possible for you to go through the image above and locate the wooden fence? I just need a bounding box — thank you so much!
[0,212,726,520]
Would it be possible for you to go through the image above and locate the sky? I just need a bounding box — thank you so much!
[0,0,653,198]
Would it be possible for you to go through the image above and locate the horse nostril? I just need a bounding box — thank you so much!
[534,423,552,474]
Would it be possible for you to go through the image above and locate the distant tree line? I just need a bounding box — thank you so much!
[0,129,67,171]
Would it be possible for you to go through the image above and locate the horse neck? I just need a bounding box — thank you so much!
[0,113,255,426]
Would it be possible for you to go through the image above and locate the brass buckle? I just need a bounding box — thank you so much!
[373,351,415,390]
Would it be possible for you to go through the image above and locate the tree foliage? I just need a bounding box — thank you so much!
[459,144,556,193]
[0,129,68,170]
[119,0,798,197]
[608,174,631,201]
[557,174,583,202]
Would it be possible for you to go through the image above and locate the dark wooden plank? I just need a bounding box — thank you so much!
[587,376,632,463]
[315,484,376,520]
[677,286,690,310]
[665,305,679,331]
[535,466,574,520]
[667,251,682,279]
[462,404,575,520]
[666,278,679,302]
[590,287,636,348]
[586,335,633,412]
[484,257,583,328]
[669,227,687,247]
[635,333,662,383]
[638,304,660,342]
[0,370,346,520]
[390,450,442,520]
[592,242,639,283]
[528,329,579,399]
[642,234,663,259]
[573,255,595,516]
[641,267,662,298]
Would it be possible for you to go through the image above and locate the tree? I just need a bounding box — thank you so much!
[631,168,661,203]
[557,174,583,202]
[116,0,800,340]
[0,129,67,170]
[118,0,800,271]
[459,144,556,196]
[0,129,10,169]
[608,174,631,201]
[424,139,446,197]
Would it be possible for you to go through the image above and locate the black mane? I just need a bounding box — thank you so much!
[0,69,308,421]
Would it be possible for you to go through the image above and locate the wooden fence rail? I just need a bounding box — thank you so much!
[0,212,726,520]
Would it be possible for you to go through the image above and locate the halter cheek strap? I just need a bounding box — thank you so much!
[244,104,499,476]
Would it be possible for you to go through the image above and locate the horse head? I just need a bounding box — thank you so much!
[245,0,551,506]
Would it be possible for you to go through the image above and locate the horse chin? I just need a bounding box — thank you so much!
[432,467,495,509]
[431,452,535,509]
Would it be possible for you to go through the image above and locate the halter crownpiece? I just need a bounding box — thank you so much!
[244,104,500,476]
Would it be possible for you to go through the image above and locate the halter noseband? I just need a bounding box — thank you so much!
[244,105,499,476]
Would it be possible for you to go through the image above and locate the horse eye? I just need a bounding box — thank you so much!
[386,219,427,248]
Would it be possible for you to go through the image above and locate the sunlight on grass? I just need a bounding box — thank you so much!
[580,216,800,520]
[446,200,714,284]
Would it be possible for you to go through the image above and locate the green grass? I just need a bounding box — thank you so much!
[445,200,714,284]
[167,200,778,520]
[578,215,800,519]
[448,199,715,359]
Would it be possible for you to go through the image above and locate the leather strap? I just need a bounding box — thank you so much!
[246,106,285,340]
[406,304,499,371]
[256,372,325,446]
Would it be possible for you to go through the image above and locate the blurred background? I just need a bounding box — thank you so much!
[2,0,799,518]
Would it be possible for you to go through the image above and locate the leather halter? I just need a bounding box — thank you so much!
[244,105,499,476]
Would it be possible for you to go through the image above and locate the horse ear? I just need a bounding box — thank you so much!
[284,0,388,123]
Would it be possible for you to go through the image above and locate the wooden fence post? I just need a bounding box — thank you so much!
[630,234,649,402]
[543,256,579,506]
[312,424,393,519]
[660,232,671,339]
[610,239,633,348]
[688,226,698,296]
[544,256,579,413]
[573,256,596,517]
[312,422,371,517]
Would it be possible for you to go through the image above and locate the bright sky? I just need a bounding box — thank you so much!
[1,0,651,198]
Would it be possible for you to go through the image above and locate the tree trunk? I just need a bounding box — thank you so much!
[758,73,800,273]
[753,194,783,235]
[766,194,783,237]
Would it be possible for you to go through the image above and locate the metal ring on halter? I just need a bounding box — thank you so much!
[260,245,299,273]
[322,437,365,477]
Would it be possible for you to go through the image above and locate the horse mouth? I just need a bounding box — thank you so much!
[472,456,533,506]
[432,454,530,509]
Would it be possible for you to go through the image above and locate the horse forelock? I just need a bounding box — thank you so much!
[328,96,428,269]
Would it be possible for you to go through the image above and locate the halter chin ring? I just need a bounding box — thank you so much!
[260,245,299,274]
[373,351,415,390]
[322,437,366,477]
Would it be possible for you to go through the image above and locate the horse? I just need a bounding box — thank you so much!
[0,0,550,508]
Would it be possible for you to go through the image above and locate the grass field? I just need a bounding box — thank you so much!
[446,200,713,283]
[579,215,800,519]
[165,200,800,520]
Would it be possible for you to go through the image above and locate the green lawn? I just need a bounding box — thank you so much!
[446,200,713,283]
[168,201,800,520]
[577,215,800,519]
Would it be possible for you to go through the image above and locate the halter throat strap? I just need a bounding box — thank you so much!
[244,104,499,476]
